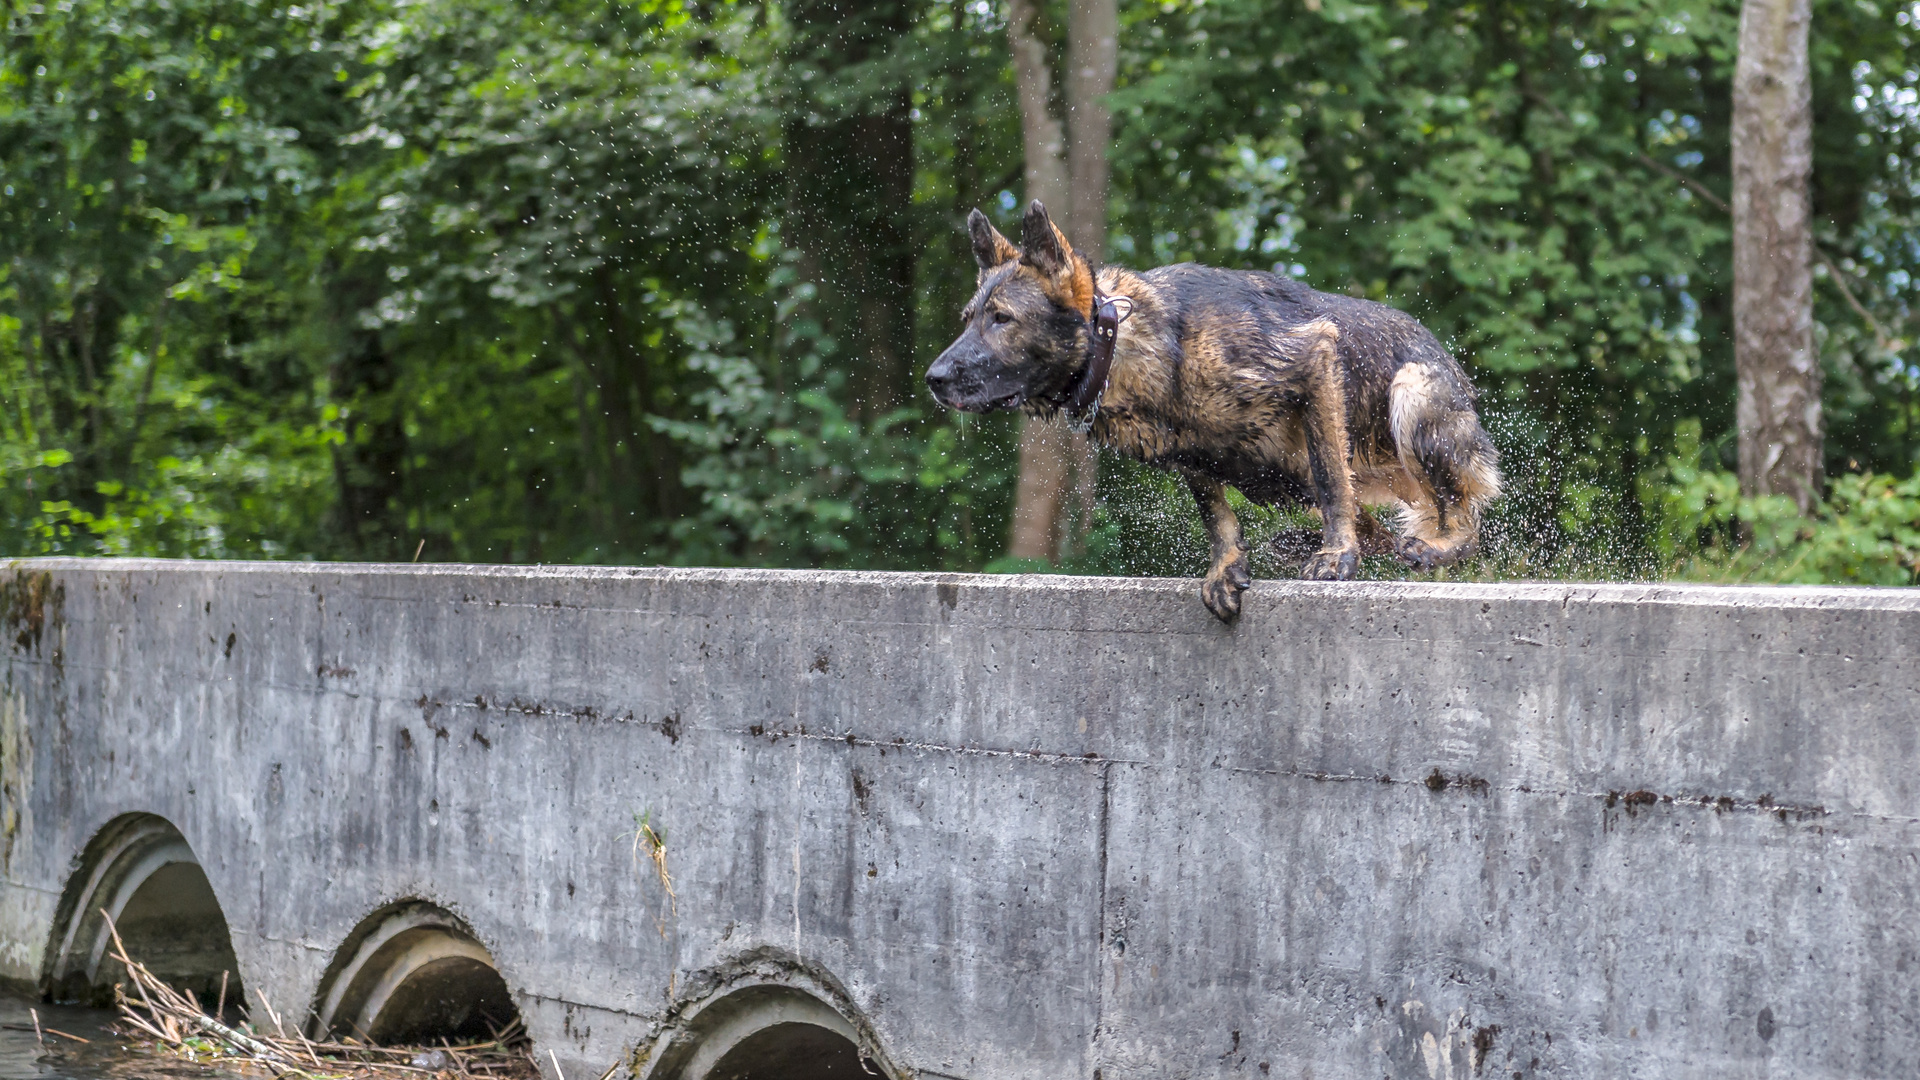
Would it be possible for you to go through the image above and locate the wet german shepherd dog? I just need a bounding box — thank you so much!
[926,201,1502,622]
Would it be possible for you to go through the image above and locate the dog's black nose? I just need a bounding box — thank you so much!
[925,359,955,396]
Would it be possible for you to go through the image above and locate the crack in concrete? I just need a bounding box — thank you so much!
[748,725,1146,767]
[520,992,652,1020]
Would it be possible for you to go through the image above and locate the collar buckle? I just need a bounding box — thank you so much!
[1066,293,1133,430]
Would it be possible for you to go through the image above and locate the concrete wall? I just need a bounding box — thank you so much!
[3,559,1919,1079]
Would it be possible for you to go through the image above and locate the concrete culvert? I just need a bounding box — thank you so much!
[364,954,517,1045]
[699,1022,871,1080]
[642,983,889,1080]
[42,814,245,1010]
[313,902,522,1045]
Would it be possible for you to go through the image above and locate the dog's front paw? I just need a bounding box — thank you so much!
[1200,557,1252,622]
[1300,548,1360,581]
[1396,536,1441,571]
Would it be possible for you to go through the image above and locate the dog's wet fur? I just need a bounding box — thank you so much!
[926,201,1502,621]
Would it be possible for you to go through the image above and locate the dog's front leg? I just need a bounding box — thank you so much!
[1299,336,1362,581]
[1186,474,1251,622]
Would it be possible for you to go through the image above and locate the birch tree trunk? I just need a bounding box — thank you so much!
[1065,0,1116,267]
[1007,0,1069,223]
[1732,0,1821,513]
[1061,0,1117,547]
[1005,0,1115,562]
[1006,0,1072,563]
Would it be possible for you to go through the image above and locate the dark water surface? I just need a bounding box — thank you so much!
[0,994,250,1080]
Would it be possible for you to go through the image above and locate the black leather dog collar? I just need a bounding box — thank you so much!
[1065,293,1133,421]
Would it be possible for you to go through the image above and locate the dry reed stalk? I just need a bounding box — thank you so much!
[99,909,542,1080]
[41,1028,91,1044]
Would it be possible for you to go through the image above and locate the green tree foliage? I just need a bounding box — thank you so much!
[1646,419,1920,582]
[1,0,352,554]
[2,0,1916,582]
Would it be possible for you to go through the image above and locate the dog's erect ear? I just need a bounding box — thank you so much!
[1020,200,1075,278]
[968,209,1018,277]
[1020,200,1095,316]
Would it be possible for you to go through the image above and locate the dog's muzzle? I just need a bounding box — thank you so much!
[925,340,1026,413]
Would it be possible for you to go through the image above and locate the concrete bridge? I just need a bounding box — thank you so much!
[2,559,1918,1079]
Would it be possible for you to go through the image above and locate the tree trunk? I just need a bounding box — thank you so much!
[1006,0,1071,562]
[592,267,646,539]
[1732,0,1820,513]
[851,99,917,419]
[329,326,409,559]
[783,0,917,424]
[1007,0,1070,225]
[1005,0,1114,563]
[1065,0,1116,266]
[1063,0,1116,547]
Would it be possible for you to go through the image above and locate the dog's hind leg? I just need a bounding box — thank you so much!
[1391,486,1478,570]
[1186,473,1252,622]
[1355,508,1398,556]
[1388,361,1502,570]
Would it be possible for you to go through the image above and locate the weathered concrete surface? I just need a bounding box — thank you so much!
[3,559,1920,1079]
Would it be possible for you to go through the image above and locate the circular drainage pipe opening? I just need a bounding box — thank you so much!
[365,954,517,1044]
[701,1021,870,1080]
[43,815,246,1011]
[313,903,522,1046]
[644,982,891,1080]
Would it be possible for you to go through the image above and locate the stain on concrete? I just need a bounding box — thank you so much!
[1425,768,1491,795]
[849,768,872,815]
[1,569,62,658]
[0,691,28,872]
[442,694,628,723]
[1473,1025,1499,1073]
[1605,787,1825,821]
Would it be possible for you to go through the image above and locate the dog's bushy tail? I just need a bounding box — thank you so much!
[1388,360,1502,523]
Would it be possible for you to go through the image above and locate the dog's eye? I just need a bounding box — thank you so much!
[990,310,1014,325]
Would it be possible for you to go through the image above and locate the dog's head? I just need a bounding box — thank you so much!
[925,201,1096,415]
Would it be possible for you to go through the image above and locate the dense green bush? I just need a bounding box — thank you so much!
[1644,420,1920,584]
